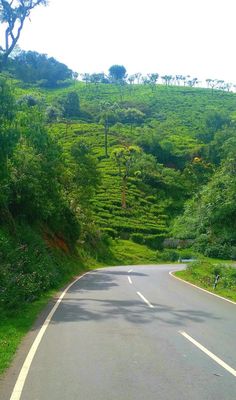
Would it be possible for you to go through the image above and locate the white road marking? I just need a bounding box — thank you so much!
[10,272,89,400]
[179,331,236,377]
[128,276,133,284]
[137,291,154,308]
[169,271,236,305]
[128,269,133,273]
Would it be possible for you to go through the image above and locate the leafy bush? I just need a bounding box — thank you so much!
[0,226,61,309]
[178,249,195,259]
[101,227,117,239]
[17,95,41,107]
[130,233,144,244]
[185,260,236,291]
[57,91,80,118]
[144,234,165,250]
[158,249,179,262]
[194,232,236,259]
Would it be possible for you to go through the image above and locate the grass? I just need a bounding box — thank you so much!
[175,260,236,302]
[0,253,103,376]
[0,290,56,375]
[108,239,157,265]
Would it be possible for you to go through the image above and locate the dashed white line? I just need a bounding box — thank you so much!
[10,272,89,400]
[179,331,236,377]
[128,269,133,273]
[128,276,133,284]
[137,291,154,308]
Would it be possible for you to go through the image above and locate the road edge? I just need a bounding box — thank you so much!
[9,271,91,400]
[169,271,236,305]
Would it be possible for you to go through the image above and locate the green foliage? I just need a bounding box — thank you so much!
[173,156,236,259]
[1,70,236,377]
[57,91,80,118]
[157,249,180,262]
[108,239,157,265]
[0,1,48,70]
[144,234,165,250]
[108,65,127,82]
[176,260,236,301]
[1,72,236,320]
[130,232,145,244]
[205,111,230,134]
[10,51,72,87]
[0,225,60,309]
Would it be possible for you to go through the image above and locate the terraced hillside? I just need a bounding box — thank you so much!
[16,80,236,255]
[51,122,169,247]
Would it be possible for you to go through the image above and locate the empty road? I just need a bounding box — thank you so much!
[1,265,236,400]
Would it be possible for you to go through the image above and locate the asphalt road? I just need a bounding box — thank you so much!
[1,265,236,400]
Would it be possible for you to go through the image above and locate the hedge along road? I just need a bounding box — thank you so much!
[1,265,236,400]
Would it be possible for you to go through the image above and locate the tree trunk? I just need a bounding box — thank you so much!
[104,122,108,157]
[121,177,127,208]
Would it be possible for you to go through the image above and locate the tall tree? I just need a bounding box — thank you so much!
[161,75,173,86]
[206,78,218,95]
[147,73,159,91]
[11,50,73,86]
[112,145,141,208]
[0,0,47,70]
[99,101,119,157]
[108,65,127,83]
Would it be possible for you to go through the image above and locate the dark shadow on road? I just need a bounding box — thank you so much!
[31,269,222,330]
[51,297,221,328]
[67,269,148,295]
[96,270,148,277]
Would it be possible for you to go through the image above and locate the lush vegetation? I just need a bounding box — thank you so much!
[175,260,236,302]
[1,58,236,374]
[1,0,235,380]
[1,69,236,306]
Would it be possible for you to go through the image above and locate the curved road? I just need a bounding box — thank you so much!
[1,264,236,400]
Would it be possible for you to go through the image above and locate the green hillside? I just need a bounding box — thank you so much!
[29,81,236,247]
[1,73,236,314]
[0,1,235,379]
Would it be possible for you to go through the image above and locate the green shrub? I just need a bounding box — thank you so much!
[101,227,117,239]
[144,234,165,250]
[230,246,236,260]
[195,235,232,259]
[178,249,195,259]
[159,249,179,262]
[130,233,144,245]
[203,243,231,259]
[185,260,236,290]
[0,226,61,309]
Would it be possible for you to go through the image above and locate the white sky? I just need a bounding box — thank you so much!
[15,0,236,83]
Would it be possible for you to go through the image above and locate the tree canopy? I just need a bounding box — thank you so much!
[7,50,73,87]
[0,0,48,70]
[108,65,127,83]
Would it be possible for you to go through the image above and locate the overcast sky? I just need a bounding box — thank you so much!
[17,0,236,83]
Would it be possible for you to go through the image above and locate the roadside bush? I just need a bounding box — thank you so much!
[185,260,236,290]
[230,246,236,260]
[195,235,232,259]
[203,243,231,259]
[178,249,195,259]
[159,249,179,262]
[0,226,60,309]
